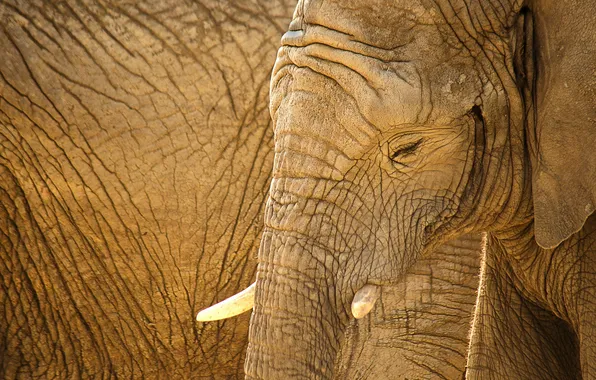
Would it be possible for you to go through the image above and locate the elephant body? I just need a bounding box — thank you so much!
[0,1,294,377]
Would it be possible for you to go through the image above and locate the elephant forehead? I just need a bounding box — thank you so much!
[274,86,379,160]
[274,0,485,136]
[298,0,434,50]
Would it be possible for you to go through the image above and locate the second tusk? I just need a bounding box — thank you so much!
[351,284,381,319]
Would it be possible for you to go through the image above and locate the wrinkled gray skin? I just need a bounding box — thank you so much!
[246,0,596,379]
[0,1,484,379]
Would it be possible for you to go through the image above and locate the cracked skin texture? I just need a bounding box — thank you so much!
[0,0,482,378]
[0,1,294,378]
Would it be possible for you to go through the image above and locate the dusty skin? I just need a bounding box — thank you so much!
[0,1,484,379]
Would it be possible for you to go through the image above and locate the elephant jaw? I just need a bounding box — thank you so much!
[196,282,256,321]
[196,282,380,321]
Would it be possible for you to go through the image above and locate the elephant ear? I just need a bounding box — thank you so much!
[530,0,596,249]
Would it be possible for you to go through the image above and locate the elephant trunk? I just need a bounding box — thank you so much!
[243,86,379,377]
[244,228,351,379]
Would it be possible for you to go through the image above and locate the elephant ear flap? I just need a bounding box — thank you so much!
[530,2,596,249]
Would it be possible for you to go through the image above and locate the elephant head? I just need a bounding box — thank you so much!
[199,0,596,378]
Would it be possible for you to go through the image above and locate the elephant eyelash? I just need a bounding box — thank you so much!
[390,138,423,163]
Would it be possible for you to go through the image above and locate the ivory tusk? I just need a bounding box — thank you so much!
[196,282,256,322]
[351,284,381,319]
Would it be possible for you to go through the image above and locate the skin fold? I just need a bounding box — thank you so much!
[245,0,596,378]
[0,1,484,379]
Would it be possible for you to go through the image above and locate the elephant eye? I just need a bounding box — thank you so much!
[390,138,423,164]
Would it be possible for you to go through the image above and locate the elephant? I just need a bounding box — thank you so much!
[0,0,486,379]
[199,0,596,378]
